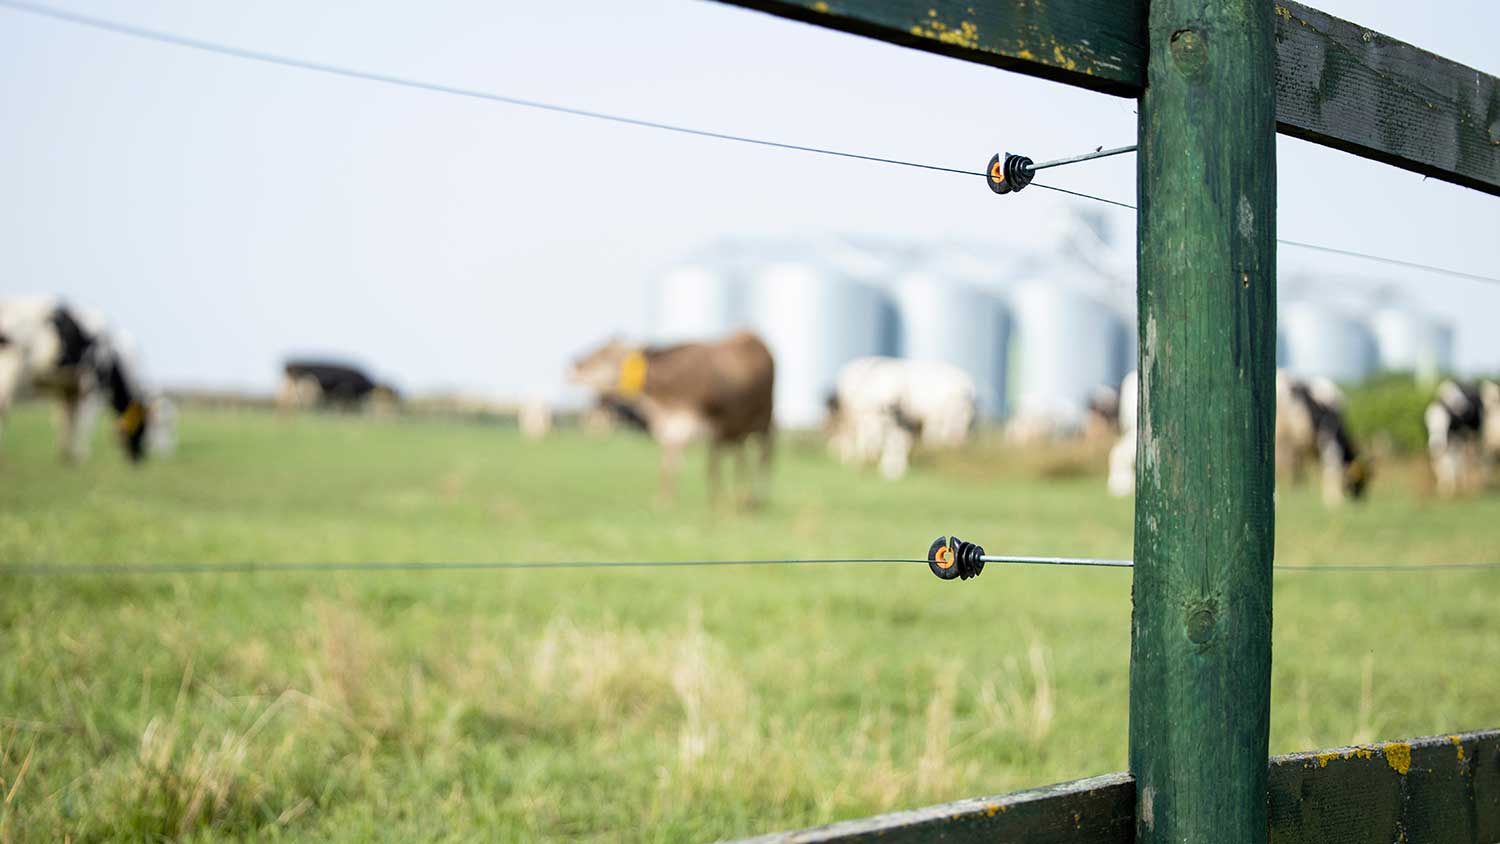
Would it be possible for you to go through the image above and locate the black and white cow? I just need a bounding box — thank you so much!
[1425,379,1500,496]
[0,297,154,463]
[1108,369,1369,506]
[1274,371,1370,506]
[276,359,400,411]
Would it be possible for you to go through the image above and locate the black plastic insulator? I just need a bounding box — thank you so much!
[927,535,986,581]
[985,153,1035,195]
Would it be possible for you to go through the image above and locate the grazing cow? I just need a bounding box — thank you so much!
[1425,379,1500,496]
[277,359,399,411]
[1275,372,1370,505]
[825,357,977,480]
[568,331,775,505]
[1107,369,1369,506]
[0,297,154,463]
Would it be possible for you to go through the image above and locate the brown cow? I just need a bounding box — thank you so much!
[568,331,775,506]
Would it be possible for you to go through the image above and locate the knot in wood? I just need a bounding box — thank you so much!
[1186,605,1218,644]
[1169,29,1207,76]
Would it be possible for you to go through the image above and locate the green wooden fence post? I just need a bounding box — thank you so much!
[1129,0,1278,841]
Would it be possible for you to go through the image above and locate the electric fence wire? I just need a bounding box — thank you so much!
[6,0,1498,287]
[4,558,1500,577]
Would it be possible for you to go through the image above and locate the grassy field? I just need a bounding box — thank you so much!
[1,404,1497,843]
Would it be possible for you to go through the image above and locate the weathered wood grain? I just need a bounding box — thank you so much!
[1268,730,1500,844]
[1130,1,1279,842]
[1273,2,1500,196]
[711,0,1146,96]
[711,0,1500,195]
[729,772,1135,844]
[729,731,1500,843]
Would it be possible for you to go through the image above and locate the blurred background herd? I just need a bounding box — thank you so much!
[6,205,1495,505]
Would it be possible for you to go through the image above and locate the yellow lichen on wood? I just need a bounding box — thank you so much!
[936,20,978,48]
[1052,44,1078,71]
[811,1,829,12]
[1384,742,1412,775]
[903,12,978,49]
[1449,735,1466,761]
[1314,751,1340,768]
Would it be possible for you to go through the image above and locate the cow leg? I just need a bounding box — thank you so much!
[706,439,725,508]
[878,421,913,480]
[731,442,750,506]
[657,442,684,507]
[59,391,101,464]
[1431,447,1457,497]
[748,428,773,507]
[1107,429,1137,497]
[0,350,21,452]
[1319,461,1344,508]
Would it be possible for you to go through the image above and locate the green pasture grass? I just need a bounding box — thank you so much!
[0,405,1496,842]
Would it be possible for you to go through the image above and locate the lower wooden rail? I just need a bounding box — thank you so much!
[731,730,1500,843]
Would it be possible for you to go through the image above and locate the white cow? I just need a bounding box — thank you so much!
[0,297,156,463]
[827,357,977,479]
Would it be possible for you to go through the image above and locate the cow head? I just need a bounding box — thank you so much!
[568,338,643,396]
[118,400,150,463]
[102,353,150,463]
[1343,455,1371,500]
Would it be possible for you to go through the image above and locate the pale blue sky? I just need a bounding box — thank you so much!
[3,1,1498,399]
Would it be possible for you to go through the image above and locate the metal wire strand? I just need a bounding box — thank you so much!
[0,559,929,576]
[981,556,1500,572]
[8,0,1498,289]
[0,0,982,181]
[3,558,1499,577]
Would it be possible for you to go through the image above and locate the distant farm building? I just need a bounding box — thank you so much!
[644,216,1456,434]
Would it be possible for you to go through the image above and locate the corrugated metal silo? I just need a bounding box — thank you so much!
[650,261,740,344]
[746,259,894,428]
[892,271,1010,417]
[1371,307,1453,380]
[1280,300,1378,382]
[1005,281,1128,435]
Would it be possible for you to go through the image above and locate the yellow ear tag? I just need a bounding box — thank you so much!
[119,401,145,436]
[617,351,648,397]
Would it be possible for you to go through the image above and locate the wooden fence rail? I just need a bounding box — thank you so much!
[733,730,1500,843]
[716,0,1500,195]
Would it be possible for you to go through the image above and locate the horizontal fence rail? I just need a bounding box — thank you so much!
[713,0,1500,196]
[730,730,1500,843]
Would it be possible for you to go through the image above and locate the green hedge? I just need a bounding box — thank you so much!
[1341,371,1434,456]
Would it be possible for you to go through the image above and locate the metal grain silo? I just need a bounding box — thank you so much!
[746,258,894,429]
[1280,300,1379,382]
[650,261,741,344]
[1005,281,1128,436]
[1371,307,1453,381]
[891,270,1011,417]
